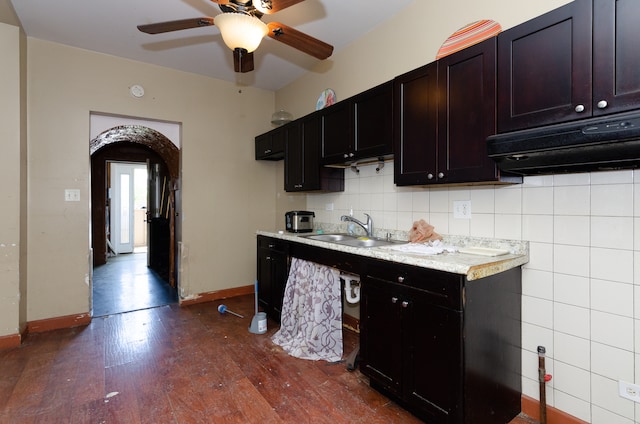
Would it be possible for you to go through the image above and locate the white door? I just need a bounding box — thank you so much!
[110,163,137,254]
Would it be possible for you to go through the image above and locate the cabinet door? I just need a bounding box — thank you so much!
[256,237,289,322]
[394,62,438,186]
[255,128,285,160]
[257,245,273,315]
[496,0,592,132]
[360,275,403,396]
[321,102,352,164]
[285,115,324,192]
[270,249,289,323]
[593,0,640,115]
[437,37,498,183]
[353,81,393,159]
[284,123,303,191]
[403,290,462,423]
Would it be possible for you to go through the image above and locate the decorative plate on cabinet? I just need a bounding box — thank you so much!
[436,19,502,59]
[316,88,336,110]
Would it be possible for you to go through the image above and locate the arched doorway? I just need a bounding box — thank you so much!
[90,125,180,315]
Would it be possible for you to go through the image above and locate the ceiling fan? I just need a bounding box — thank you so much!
[137,0,334,73]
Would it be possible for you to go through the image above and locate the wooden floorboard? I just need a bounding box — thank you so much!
[0,295,537,423]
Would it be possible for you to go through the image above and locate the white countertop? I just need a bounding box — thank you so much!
[257,229,529,281]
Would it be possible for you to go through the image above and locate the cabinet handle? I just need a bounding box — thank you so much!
[266,256,271,260]
[397,276,404,283]
[268,244,275,248]
[349,152,355,158]
[402,301,409,308]
[438,172,444,179]
[343,153,349,158]
[391,297,398,304]
[597,100,608,109]
[427,173,434,180]
[264,149,272,154]
[574,104,585,113]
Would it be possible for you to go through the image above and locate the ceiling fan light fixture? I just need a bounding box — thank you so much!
[252,0,272,15]
[215,12,269,53]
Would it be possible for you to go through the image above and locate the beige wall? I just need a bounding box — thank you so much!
[0,22,21,336]
[24,38,277,320]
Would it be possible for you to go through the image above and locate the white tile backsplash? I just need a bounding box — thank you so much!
[555,332,590,370]
[591,279,634,317]
[554,244,590,277]
[591,374,635,420]
[591,405,635,424]
[554,185,590,216]
[591,169,634,185]
[591,310,634,351]
[523,295,554,329]
[591,216,634,250]
[523,214,554,243]
[554,361,591,402]
[554,273,590,308]
[305,166,639,423]
[553,390,591,423]
[591,248,634,284]
[495,186,522,214]
[591,184,634,216]
[523,186,554,215]
[554,215,590,246]
[522,268,553,300]
[591,342,634,381]
[554,303,590,339]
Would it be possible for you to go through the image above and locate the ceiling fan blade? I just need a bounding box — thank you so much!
[233,49,255,73]
[267,22,333,60]
[137,17,215,34]
[254,0,305,14]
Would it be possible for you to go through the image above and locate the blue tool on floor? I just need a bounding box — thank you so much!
[217,304,243,318]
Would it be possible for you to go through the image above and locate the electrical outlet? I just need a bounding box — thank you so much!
[619,380,640,402]
[64,189,80,202]
[325,203,334,211]
[453,200,471,219]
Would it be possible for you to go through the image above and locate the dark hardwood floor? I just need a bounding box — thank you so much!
[1,295,537,423]
[92,251,177,317]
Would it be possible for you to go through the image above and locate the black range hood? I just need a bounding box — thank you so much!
[487,110,640,175]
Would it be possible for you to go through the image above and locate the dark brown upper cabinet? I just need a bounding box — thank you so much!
[255,126,285,160]
[393,62,438,186]
[497,0,640,133]
[437,37,518,184]
[321,81,393,165]
[395,39,520,186]
[285,112,344,193]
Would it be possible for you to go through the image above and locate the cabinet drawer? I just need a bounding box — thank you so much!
[257,236,288,253]
[364,260,462,310]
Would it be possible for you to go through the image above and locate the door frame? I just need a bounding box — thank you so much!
[90,125,180,288]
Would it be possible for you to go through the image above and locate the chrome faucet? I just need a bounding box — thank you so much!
[341,213,374,237]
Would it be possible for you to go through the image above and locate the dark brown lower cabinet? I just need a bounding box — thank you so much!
[360,260,521,424]
[256,236,289,323]
[255,237,522,423]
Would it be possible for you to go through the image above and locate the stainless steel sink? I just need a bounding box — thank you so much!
[305,234,353,242]
[302,233,404,248]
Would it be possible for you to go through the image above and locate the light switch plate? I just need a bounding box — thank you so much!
[65,189,80,202]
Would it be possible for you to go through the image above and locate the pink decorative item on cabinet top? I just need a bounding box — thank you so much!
[436,19,502,59]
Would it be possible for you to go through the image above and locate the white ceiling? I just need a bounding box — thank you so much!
[10,0,414,91]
